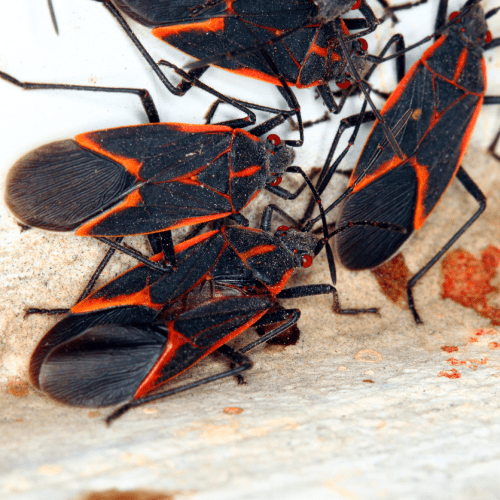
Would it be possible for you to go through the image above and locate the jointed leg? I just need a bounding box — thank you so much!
[407,166,486,324]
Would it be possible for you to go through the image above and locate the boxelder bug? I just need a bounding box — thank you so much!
[4,121,303,268]
[313,0,500,323]
[28,156,407,423]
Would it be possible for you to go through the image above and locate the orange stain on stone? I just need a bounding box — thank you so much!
[223,407,244,415]
[441,346,459,353]
[438,368,461,379]
[442,246,500,325]
[371,253,410,306]
[6,378,29,397]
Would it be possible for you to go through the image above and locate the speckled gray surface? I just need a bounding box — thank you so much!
[1,1,500,499]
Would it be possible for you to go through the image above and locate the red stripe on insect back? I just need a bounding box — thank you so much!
[239,244,278,263]
[71,285,161,314]
[224,67,286,86]
[230,165,261,178]
[75,190,144,236]
[453,48,468,82]
[411,158,430,230]
[152,17,226,39]
[267,268,294,295]
[165,123,234,135]
[349,155,404,192]
[167,213,234,231]
[134,325,195,398]
[75,133,144,179]
[173,230,221,254]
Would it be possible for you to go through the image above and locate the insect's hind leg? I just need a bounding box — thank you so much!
[407,166,486,324]
[24,237,124,317]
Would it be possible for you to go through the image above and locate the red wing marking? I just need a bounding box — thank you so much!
[239,244,278,264]
[216,66,286,86]
[178,178,203,187]
[411,158,431,230]
[267,268,294,295]
[230,165,261,178]
[75,189,144,236]
[349,155,404,191]
[309,33,327,58]
[153,17,226,39]
[71,284,160,314]
[134,324,195,398]
[165,123,234,134]
[165,213,233,231]
[75,133,143,179]
[454,48,468,82]
[244,189,261,208]
[173,229,221,254]
[340,19,349,36]
[420,34,447,63]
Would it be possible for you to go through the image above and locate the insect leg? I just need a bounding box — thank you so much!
[105,344,253,425]
[0,71,161,124]
[278,284,379,315]
[24,237,125,317]
[407,167,486,324]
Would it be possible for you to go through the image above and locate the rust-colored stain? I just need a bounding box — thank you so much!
[371,253,410,306]
[87,411,102,418]
[223,407,243,415]
[438,368,461,379]
[488,342,500,349]
[441,346,459,353]
[442,246,500,324]
[447,358,467,365]
[77,490,174,500]
[6,378,29,397]
[468,337,479,343]
[362,379,375,383]
[446,358,488,369]
[473,328,498,336]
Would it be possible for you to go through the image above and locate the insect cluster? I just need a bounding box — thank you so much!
[1,0,499,424]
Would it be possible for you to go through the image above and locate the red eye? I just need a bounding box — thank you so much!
[449,11,460,22]
[268,134,281,146]
[277,225,289,232]
[302,255,313,268]
[269,176,282,186]
[351,0,362,10]
[358,38,368,51]
[486,31,492,44]
[336,80,351,90]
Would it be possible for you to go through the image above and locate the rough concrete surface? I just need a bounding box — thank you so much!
[1,1,500,499]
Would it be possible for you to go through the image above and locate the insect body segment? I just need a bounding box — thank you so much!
[5,123,295,237]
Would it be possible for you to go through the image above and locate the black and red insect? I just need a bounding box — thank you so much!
[28,169,406,422]
[309,0,500,323]
[5,120,304,268]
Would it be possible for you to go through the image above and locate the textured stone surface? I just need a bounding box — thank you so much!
[1,1,500,499]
